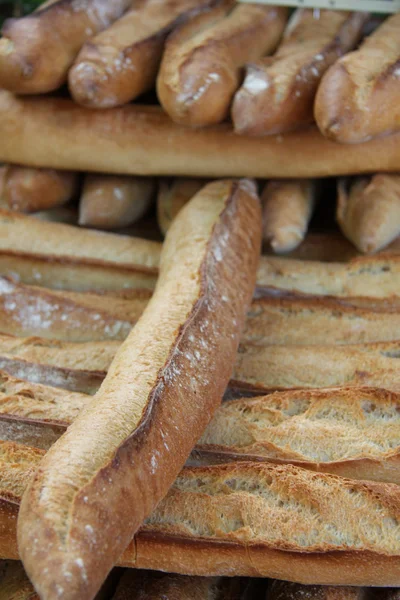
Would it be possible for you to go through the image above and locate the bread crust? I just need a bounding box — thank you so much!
[69,0,215,109]
[337,175,400,254]
[4,93,400,177]
[232,9,367,135]
[315,14,400,143]
[157,2,287,127]
[17,179,262,599]
[262,180,316,253]
[0,560,39,600]
[3,166,77,213]
[0,0,132,94]
[3,447,400,586]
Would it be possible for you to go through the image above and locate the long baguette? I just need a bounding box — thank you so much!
[0,0,132,94]
[2,369,400,485]
[261,180,317,253]
[3,447,400,585]
[69,0,214,109]
[315,14,400,143]
[3,166,78,213]
[0,209,159,291]
[233,341,400,393]
[232,9,367,135]
[337,175,400,254]
[0,277,147,341]
[5,93,400,178]
[79,175,155,230]
[244,294,400,346]
[198,386,400,484]
[17,179,261,599]
[157,3,287,127]
[257,255,400,300]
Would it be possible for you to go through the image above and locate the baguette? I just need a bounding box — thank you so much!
[232,9,367,136]
[157,3,287,127]
[198,386,400,484]
[315,14,400,143]
[5,93,400,178]
[262,180,316,253]
[4,448,400,585]
[17,179,262,599]
[3,166,78,214]
[0,209,159,291]
[337,175,400,254]
[244,294,400,346]
[0,0,132,94]
[69,0,214,109]
[0,277,148,341]
[2,368,400,485]
[79,175,155,230]
[233,341,400,393]
[257,255,400,299]
[267,580,365,600]
[157,178,205,236]
[0,560,39,600]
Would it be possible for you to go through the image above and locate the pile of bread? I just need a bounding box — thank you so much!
[0,1,400,599]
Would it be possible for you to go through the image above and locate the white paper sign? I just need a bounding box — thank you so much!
[238,0,400,13]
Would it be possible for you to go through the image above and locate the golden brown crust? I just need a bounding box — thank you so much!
[17,180,262,599]
[3,166,77,213]
[69,0,215,109]
[157,2,287,127]
[0,0,132,94]
[79,175,156,230]
[233,340,400,393]
[4,93,400,177]
[315,14,400,143]
[262,180,316,253]
[232,9,367,135]
[337,175,400,254]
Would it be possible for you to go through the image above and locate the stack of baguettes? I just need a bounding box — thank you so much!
[0,0,400,598]
[0,176,399,598]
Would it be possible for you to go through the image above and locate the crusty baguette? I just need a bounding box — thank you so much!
[0,0,132,94]
[3,166,78,213]
[157,3,287,127]
[0,277,148,341]
[315,14,400,143]
[0,560,39,600]
[112,570,252,600]
[157,178,206,236]
[233,341,400,393]
[0,209,159,291]
[243,294,400,346]
[257,255,400,299]
[198,386,400,484]
[232,9,367,136]
[17,179,261,599]
[262,180,316,253]
[0,333,118,375]
[5,93,400,178]
[337,175,400,254]
[69,0,214,109]
[79,174,155,229]
[2,369,400,485]
[3,447,400,585]
[267,580,365,600]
